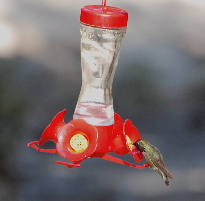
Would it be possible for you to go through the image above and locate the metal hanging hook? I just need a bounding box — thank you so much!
[102,0,106,7]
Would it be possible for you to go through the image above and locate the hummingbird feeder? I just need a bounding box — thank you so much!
[28,0,149,169]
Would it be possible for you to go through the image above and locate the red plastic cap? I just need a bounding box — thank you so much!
[80,5,128,28]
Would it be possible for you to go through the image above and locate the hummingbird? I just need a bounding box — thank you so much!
[133,139,173,186]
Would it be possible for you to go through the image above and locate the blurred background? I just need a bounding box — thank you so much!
[0,0,205,200]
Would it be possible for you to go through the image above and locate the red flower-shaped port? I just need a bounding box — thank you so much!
[124,119,144,163]
[56,118,98,162]
[28,110,98,167]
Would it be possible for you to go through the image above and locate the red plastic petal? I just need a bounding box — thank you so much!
[111,113,128,154]
[124,119,141,142]
[111,135,129,155]
[112,113,124,137]
[39,110,66,146]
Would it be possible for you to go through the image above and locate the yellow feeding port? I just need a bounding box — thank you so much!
[125,135,133,150]
[70,133,89,153]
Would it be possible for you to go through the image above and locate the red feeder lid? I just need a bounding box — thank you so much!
[80,4,128,28]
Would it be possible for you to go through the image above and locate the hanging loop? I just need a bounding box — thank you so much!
[102,0,106,7]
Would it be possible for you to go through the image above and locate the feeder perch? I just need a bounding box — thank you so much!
[28,0,149,170]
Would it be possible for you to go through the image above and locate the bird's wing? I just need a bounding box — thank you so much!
[154,158,173,179]
[148,149,173,179]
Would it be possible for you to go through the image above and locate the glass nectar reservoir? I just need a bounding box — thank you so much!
[73,3,128,126]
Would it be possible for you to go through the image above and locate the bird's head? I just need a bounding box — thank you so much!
[133,139,146,152]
